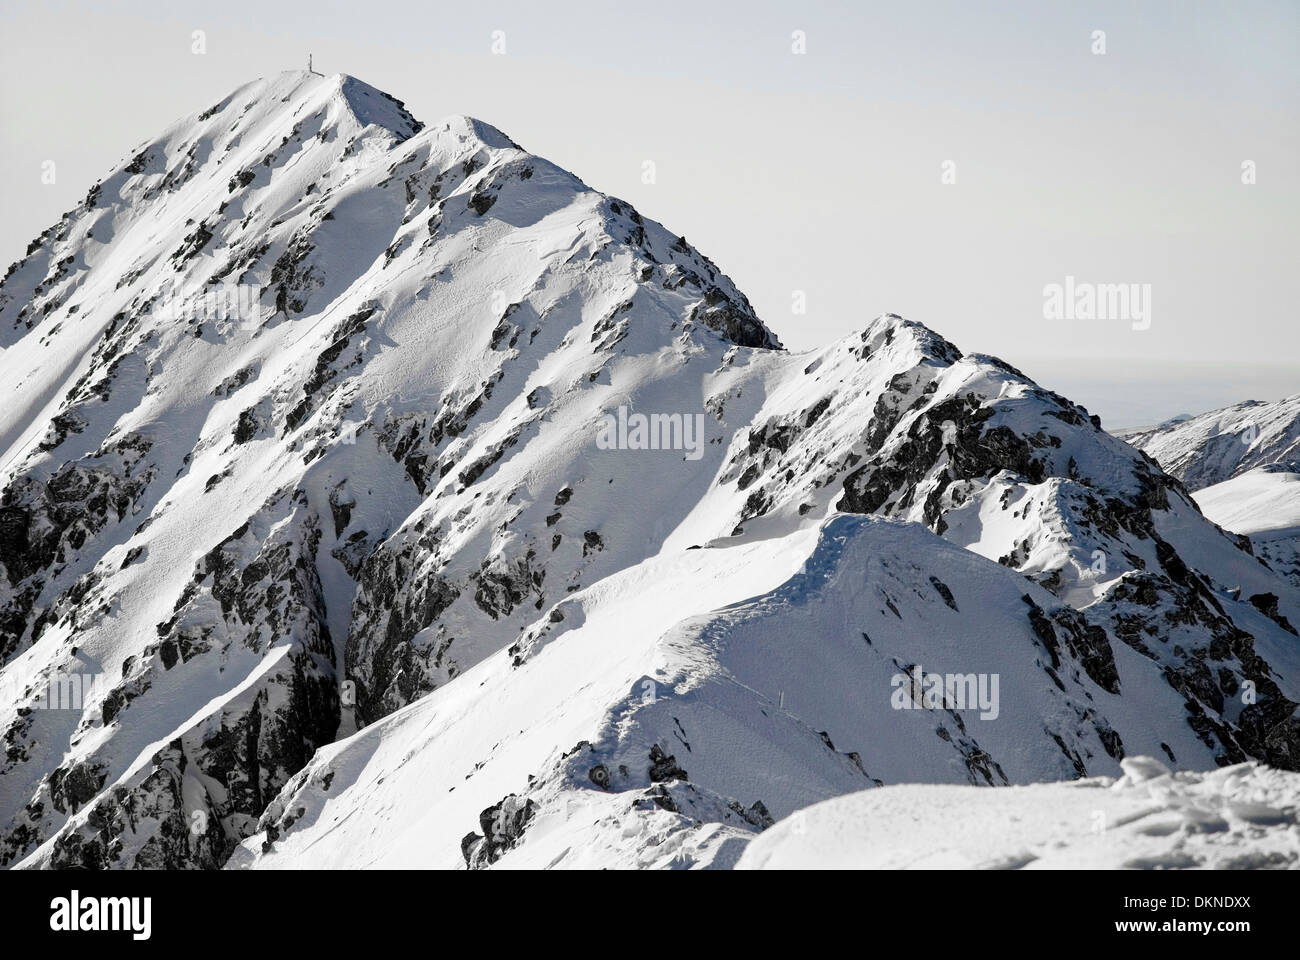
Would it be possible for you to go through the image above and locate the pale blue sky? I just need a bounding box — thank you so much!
[2,0,1296,426]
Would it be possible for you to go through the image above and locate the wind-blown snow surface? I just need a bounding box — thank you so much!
[3,71,1300,870]
[1125,395,1300,491]
[737,756,1300,870]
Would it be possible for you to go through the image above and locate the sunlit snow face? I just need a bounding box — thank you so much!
[594,405,707,461]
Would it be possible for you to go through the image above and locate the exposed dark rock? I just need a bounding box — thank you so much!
[648,744,687,783]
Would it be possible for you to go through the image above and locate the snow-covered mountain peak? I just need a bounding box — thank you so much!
[1,74,1297,871]
[858,311,963,363]
[199,70,425,145]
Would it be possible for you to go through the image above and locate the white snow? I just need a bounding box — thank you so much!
[1195,466,1300,541]
[737,757,1300,870]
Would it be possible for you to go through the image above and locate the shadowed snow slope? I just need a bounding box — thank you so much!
[737,756,1300,870]
[3,72,1299,870]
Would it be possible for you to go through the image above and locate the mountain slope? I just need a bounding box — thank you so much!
[1195,465,1300,539]
[1124,395,1300,491]
[0,70,777,868]
[226,512,1299,870]
[2,72,1299,870]
[1195,465,1300,591]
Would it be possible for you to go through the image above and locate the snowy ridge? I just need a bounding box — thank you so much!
[231,512,1300,870]
[2,73,1299,870]
[1124,395,1300,491]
